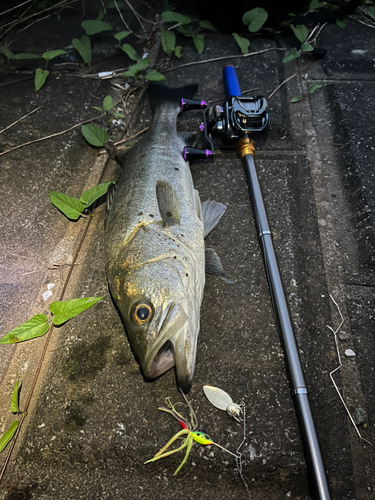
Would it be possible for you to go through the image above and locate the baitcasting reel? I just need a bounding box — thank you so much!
[180,65,270,160]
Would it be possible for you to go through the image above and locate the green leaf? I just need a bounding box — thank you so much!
[112,112,125,118]
[242,7,268,32]
[309,0,326,10]
[121,43,139,61]
[336,17,348,29]
[160,26,176,56]
[145,70,167,81]
[72,35,91,63]
[192,34,204,54]
[161,11,192,24]
[80,182,114,207]
[123,57,149,77]
[301,43,314,52]
[290,96,304,103]
[42,49,67,61]
[232,33,250,55]
[13,53,40,60]
[96,9,104,21]
[107,0,125,7]
[91,106,103,112]
[283,48,301,63]
[81,20,112,35]
[11,380,19,414]
[199,20,217,31]
[81,124,109,147]
[50,297,104,325]
[366,6,375,20]
[103,95,113,111]
[114,31,131,41]
[176,25,195,37]
[49,191,85,219]
[0,421,19,453]
[290,24,308,43]
[174,46,182,58]
[308,82,322,94]
[1,45,15,59]
[34,69,49,92]
[0,314,49,345]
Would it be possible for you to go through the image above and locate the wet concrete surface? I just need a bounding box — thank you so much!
[0,2,374,499]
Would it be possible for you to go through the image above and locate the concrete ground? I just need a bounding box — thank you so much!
[0,2,374,499]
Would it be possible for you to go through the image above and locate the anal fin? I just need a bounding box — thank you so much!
[202,200,227,238]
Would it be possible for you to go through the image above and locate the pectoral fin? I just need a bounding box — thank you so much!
[205,248,236,284]
[202,200,227,238]
[156,180,181,226]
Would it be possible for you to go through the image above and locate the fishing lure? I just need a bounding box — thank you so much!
[144,389,238,476]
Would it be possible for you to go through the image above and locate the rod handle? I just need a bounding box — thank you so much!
[223,65,242,98]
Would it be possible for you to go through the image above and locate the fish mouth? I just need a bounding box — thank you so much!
[144,333,195,392]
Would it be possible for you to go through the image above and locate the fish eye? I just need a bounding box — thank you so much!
[131,302,153,325]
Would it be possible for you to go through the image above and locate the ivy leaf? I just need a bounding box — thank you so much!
[290,96,304,103]
[309,0,326,10]
[49,191,84,219]
[176,25,195,37]
[242,7,268,33]
[192,34,204,54]
[11,380,20,414]
[103,95,113,111]
[34,69,49,92]
[72,35,91,63]
[1,46,15,59]
[160,26,176,56]
[145,70,167,81]
[199,20,217,31]
[336,17,348,28]
[42,49,67,61]
[232,33,250,55]
[283,48,301,63]
[114,31,131,41]
[80,182,114,207]
[0,314,49,345]
[123,57,149,77]
[121,43,139,61]
[0,421,19,453]
[301,43,314,52]
[13,53,40,60]
[174,46,182,58]
[308,82,322,94]
[81,20,112,35]
[290,24,308,43]
[50,297,104,326]
[366,6,375,20]
[161,11,192,24]
[81,124,109,147]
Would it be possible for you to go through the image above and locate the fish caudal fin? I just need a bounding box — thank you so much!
[148,82,199,113]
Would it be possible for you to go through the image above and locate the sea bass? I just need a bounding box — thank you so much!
[105,83,230,391]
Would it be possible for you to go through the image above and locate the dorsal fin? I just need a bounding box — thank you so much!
[105,181,118,228]
[156,180,181,226]
[201,200,227,238]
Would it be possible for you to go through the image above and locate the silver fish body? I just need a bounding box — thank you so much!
[105,85,206,391]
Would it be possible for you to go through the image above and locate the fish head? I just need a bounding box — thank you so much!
[110,259,202,391]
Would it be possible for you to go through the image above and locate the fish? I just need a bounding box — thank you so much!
[105,83,233,391]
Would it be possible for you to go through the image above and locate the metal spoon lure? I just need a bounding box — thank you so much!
[203,385,243,422]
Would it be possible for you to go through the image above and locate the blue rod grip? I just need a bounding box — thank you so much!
[223,65,242,98]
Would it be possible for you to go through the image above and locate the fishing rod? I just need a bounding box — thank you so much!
[180,66,331,500]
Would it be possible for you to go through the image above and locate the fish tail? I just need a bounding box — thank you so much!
[148,82,198,113]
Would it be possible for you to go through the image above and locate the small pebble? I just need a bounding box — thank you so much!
[345,349,356,357]
[338,330,350,341]
[352,406,368,425]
